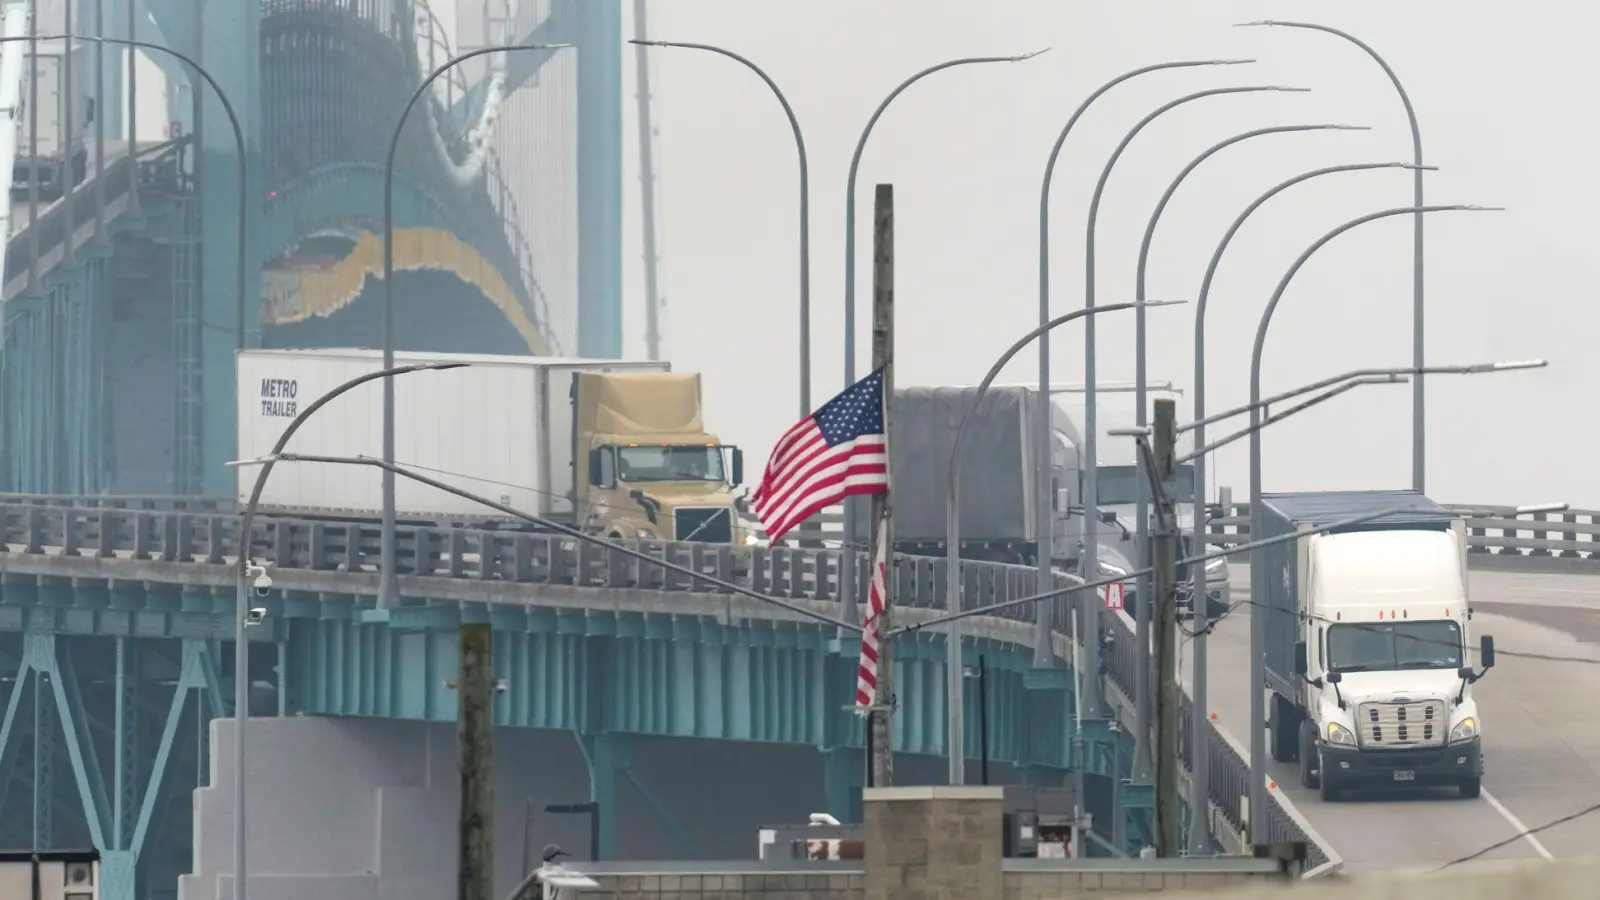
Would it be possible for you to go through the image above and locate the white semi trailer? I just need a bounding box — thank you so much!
[235,348,763,546]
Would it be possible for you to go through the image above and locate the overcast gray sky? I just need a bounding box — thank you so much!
[617,0,1585,511]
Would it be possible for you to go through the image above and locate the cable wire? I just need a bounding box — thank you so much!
[1434,798,1600,870]
[1176,591,1600,666]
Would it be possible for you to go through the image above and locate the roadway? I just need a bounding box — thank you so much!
[1195,563,1600,873]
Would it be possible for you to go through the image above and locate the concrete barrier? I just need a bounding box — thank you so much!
[1150,857,1600,899]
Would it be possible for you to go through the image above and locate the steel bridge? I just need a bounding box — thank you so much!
[0,0,619,501]
[0,2,617,896]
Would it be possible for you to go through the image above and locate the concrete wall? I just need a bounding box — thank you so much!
[176,716,968,899]
[176,716,1298,900]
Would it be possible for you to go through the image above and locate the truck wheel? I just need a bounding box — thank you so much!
[1269,695,1299,763]
[1459,777,1481,800]
[1298,721,1320,790]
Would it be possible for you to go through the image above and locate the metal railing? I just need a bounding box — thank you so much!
[1202,501,1600,561]
[12,491,1589,870]
[1099,604,1328,870]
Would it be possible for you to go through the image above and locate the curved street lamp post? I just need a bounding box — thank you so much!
[838,47,1045,619]
[1132,123,1369,803]
[942,299,1186,785]
[1033,57,1251,690]
[1237,20,1430,491]
[379,42,573,612]
[228,363,462,900]
[629,39,813,417]
[1245,204,1507,839]
[1185,159,1432,851]
[1082,82,1310,780]
[7,31,247,900]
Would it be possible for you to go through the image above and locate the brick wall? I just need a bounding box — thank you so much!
[1005,868,1264,898]
[863,785,1005,900]
[587,871,863,899]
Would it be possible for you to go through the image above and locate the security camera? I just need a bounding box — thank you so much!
[244,607,266,627]
[252,572,273,597]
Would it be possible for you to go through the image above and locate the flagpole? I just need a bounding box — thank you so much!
[867,183,897,788]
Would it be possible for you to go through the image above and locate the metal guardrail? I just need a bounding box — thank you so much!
[1098,605,1328,871]
[14,492,1585,869]
[1205,502,1600,561]
[12,495,1599,563]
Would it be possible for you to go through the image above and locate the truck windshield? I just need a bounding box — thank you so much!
[617,445,726,483]
[1094,465,1195,505]
[1327,621,1462,672]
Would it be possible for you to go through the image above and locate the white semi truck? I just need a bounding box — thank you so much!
[1260,490,1495,801]
[12,44,93,200]
[235,348,765,546]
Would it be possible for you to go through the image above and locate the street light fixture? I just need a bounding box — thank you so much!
[1184,160,1433,851]
[1129,121,1366,796]
[942,299,1185,784]
[629,39,813,417]
[838,46,1047,622]
[379,42,573,614]
[1245,203,1513,841]
[1235,20,1431,492]
[1081,82,1311,782]
[1033,57,1252,683]
[228,361,463,900]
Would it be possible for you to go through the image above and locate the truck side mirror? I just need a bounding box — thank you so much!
[1480,635,1495,669]
[85,97,95,124]
[730,448,744,487]
[1326,671,1342,684]
[1293,641,1308,676]
[1099,510,1116,526]
[588,447,615,487]
[1055,487,1070,512]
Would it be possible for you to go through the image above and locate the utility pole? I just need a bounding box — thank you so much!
[1150,399,1181,857]
[867,183,896,788]
[458,622,495,900]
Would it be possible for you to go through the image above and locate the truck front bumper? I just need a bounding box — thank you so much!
[1321,737,1482,788]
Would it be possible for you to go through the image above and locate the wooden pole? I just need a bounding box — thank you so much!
[867,183,896,788]
[1152,399,1181,856]
[458,622,495,900]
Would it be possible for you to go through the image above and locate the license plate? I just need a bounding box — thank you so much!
[1393,770,1415,782]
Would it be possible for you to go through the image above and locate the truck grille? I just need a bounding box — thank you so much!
[674,507,733,544]
[1355,700,1446,748]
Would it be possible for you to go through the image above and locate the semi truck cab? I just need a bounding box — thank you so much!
[574,372,763,546]
[1285,526,1495,801]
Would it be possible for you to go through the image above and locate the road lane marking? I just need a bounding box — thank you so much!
[1526,587,1600,595]
[1482,788,1556,861]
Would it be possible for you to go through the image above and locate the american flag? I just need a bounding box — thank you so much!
[751,367,889,545]
[856,515,890,710]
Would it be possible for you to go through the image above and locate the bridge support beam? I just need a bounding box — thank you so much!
[821,746,862,825]
[0,635,220,900]
[557,0,623,357]
[192,0,261,494]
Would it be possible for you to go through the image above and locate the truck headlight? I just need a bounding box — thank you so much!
[1449,717,1478,744]
[743,532,766,547]
[1205,556,1225,574]
[1326,722,1356,746]
[1099,560,1127,578]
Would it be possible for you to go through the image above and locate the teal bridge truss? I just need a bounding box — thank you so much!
[0,0,622,501]
[0,1,626,896]
[0,496,1331,898]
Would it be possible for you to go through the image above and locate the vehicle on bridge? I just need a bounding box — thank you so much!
[12,42,93,201]
[235,348,764,547]
[1054,387,1230,619]
[849,386,1091,571]
[1260,490,1495,801]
